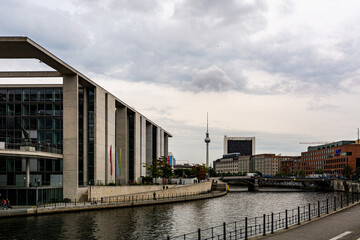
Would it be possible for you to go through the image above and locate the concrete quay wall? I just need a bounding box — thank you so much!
[89,181,213,200]
[333,180,360,192]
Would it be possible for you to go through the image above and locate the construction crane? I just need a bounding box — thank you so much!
[299,141,332,145]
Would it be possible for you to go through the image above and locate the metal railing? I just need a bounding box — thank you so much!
[168,192,360,240]
[0,138,62,154]
[35,190,225,210]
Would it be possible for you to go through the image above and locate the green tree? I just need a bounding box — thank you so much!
[174,169,185,178]
[208,166,217,177]
[298,170,306,177]
[190,164,208,180]
[144,156,173,179]
[342,164,353,179]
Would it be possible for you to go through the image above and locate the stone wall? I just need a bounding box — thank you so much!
[333,180,360,192]
[89,181,213,200]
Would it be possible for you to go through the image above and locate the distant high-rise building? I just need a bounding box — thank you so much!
[224,136,255,156]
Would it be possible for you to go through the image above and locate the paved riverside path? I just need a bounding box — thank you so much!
[262,203,360,240]
[0,191,227,218]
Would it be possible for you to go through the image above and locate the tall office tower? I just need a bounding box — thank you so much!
[224,136,255,156]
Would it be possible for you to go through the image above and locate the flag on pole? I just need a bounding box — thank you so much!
[110,145,113,176]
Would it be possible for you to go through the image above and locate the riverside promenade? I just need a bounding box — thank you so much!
[261,202,360,240]
[0,182,227,218]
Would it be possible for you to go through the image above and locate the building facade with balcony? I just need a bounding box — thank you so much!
[0,37,172,205]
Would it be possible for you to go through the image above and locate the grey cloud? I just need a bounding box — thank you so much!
[2,0,360,97]
[185,65,237,92]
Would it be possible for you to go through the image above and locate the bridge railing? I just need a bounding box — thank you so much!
[168,192,360,240]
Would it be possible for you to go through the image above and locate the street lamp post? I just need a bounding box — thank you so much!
[35,178,40,207]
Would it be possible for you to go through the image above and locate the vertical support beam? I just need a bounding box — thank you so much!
[140,117,146,177]
[134,112,141,183]
[83,87,88,185]
[115,106,128,184]
[146,122,153,173]
[164,134,169,158]
[26,157,30,187]
[156,127,161,159]
[160,129,164,157]
[63,74,79,199]
[94,87,106,185]
[107,95,116,184]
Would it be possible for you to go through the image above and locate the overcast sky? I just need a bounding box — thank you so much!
[1,0,360,165]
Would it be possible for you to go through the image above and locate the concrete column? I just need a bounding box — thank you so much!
[140,117,146,177]
[164,134,169,158]
[146,123,153,171]
[115,106,128,184]
[156,127,161,159]
[26,157,30,187]
[63,74,79,199]
[134,112,141,183]
[94,87,106,184]
[107,95,116,183]
[160,129,164,157]
[83,87,88,185]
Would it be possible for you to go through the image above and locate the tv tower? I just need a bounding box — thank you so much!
[204,112,211,167]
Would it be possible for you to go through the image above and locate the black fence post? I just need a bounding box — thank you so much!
[245,217,248,240]
[263,214,266,236]
[101,197,103,204]
[167,236,170,240]
[341,195,343,208]
[198,228,201,240]
[334,196,337,211]
[326,199,329,214]
[298,206,300,225]
[352,192,354,204]
[223,222,226,240]
[271,213,274,234]
[308,203,311,221]
[285,210,288,229]
[347,193,349,206]
[318,201,320,217]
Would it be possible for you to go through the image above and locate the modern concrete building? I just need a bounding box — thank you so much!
[0,37,172,205]
[213,153,251,174]
[223,136,255,155]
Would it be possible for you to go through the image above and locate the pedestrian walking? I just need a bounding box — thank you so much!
[153,192,156,200]
[6,198,11,209]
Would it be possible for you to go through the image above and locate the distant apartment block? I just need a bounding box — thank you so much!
[299,140,360,176]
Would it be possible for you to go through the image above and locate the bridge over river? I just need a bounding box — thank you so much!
[220,176,358,192]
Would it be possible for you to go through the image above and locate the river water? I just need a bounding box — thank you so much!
[0,187,344,240]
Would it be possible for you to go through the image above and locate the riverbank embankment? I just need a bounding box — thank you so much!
[0,181,227,218]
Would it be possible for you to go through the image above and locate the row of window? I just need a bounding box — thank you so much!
[303,149,335,156]
[0,117,62,130]
[0,103,62,116]
[0,157,62,173]
[0,88,62,102]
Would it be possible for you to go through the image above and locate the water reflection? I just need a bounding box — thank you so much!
[0,187,344,240]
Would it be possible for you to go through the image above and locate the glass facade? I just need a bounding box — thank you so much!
[87,88,95,185]
[0,87,63,152]
[0,87,64,205]
[128,111,134,182]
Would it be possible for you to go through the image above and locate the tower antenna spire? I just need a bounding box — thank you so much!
[207,112,209,133]
[204,112,211,167]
